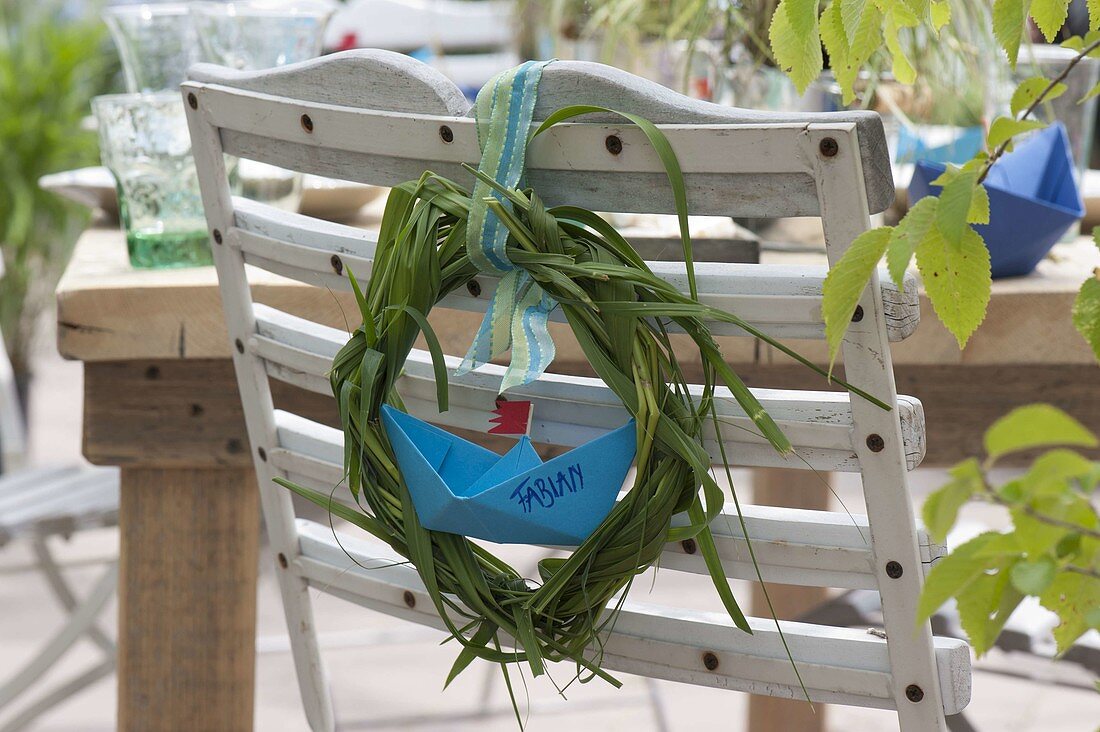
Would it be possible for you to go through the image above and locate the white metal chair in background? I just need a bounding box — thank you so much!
[185,49,972,731]
[0,258,120,732]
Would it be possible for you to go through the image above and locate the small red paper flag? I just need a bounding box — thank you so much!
[334,32,358,52]
[489,398,533,436]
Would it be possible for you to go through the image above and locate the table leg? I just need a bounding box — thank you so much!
[746,467,830,732]
[117,467,259,731]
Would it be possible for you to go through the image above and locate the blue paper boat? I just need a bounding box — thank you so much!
[895,124,985,165]
[908,122,1084,278]
[380,405,637,545]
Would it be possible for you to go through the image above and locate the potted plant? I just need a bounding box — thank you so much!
[0,1,111,407]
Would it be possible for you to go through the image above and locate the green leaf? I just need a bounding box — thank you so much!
[987,117,1048,149]
[1019,448,1097,497]
[930,0,951,30]
[936,170,979,245]
[823,0,882,101]
[383,304,449,412]
[882,0,919,26]
[918,531,1016,622]
[984,404,1099,461]
[1087,605,1100,627]
[887,197,937,287]
[770,0,824,93]
[1010,556,1058,594]
[923,458,984,543]
[1072,276,1100,361]
[1039,571,1100,652]
[916,225,991,349]
[840,0,868,42]
[957,564,1024,655]
[993,0,1028,67]
[1031,0,1073,42]
[968,184,990,224]
[822,226,892,367]
[1011,77,1068,116]
[1063,34,1086,50]
[1091,0,1100,30]
[1012,505,1076,556]
[883,11,916,84]
[1083,82,1100,106]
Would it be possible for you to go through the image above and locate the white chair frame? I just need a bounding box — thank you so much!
[0,260,120,732]
[185,49,970,731]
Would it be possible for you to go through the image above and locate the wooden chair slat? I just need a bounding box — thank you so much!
[271,410,943,590]
[189,51,894,214]
[232,207,919,341]
[255,306,927,471]
[294,519,970,715]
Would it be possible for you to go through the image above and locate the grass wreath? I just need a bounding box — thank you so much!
[278,106,882,700]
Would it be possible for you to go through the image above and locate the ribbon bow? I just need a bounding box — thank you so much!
[455,60,558,392]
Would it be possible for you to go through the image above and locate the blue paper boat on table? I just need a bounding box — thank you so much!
[380,405,637,546]
[895,124,985,165]
[908,122,1084,278]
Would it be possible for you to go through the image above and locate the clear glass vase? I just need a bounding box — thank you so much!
[189,2,332,211]
[103,3,198,93]
[93,92,212,269]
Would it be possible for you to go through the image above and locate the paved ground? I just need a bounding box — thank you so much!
[1,316,1098,731]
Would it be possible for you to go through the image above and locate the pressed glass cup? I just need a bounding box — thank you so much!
[93,92,212,269]
[190,1,332,210]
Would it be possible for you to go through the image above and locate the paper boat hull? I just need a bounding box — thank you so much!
[381,405,637,545]
[908,123,1084,279]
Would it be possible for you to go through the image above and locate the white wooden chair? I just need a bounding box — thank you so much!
[184,49,972,731]
[0,254,120,732]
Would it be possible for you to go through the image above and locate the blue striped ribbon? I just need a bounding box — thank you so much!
[455,60,558,392]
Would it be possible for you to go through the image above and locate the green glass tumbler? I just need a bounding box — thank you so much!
[93,92,212,269]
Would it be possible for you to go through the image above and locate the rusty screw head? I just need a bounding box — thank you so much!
[605,134,623,155]
[257,447,267,462]
[187,92,198,110]
[403,590,416,608]
[212,229,223,245]
[819,137,839,157]
[681,538,698,555]
[330,254,343,275]
[226,438,244,454]
[702,652,720,671]
[300,113,314,133]
[235,338,245,354]
[466,279,482,298]
[905,684,924,703]
[866,433,885,452]
[886,560,904,579]
[439,125,454,143]
[145,365,160,380]
[277,553,288,569]
[852,305,864,322]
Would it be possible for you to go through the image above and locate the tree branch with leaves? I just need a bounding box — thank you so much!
[766,0,1100,672]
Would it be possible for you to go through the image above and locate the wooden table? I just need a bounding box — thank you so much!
[56,226,1100,730]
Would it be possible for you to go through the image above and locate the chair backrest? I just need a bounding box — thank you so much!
[184,50,969,732]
